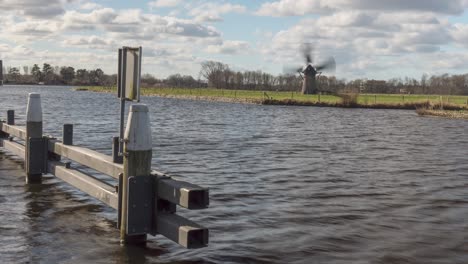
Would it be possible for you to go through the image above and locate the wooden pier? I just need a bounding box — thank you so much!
[0,93,209,248]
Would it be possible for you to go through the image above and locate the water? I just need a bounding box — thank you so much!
[0,85,467,264]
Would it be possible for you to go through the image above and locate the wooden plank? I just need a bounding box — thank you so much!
[0,139,25,158]
[0,123,26,140]
[156,176,209,210]
[47,161,119,209]
[156,212,208,249]
[48,139,123,179]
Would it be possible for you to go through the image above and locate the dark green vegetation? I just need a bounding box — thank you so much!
[2,63,113,86]
[2,60,468,96]
[82,86,468,110]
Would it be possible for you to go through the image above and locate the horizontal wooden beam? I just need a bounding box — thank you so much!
[156,212,208,249]
[155,174,209,210]
[48,140,123,179]
[47,161,119,209]
[0,138,25,158]
[0,123,26,140]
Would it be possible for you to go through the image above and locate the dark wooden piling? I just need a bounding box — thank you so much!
[63,124,73,145]
[25,93,44,184]
[7,110,14,125]
[120,104,152,244]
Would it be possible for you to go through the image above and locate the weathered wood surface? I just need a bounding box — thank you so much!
[25,93,44,183]
[120,104,152,244]
[0,138,25,158]
[48,140,123,179]
[0,123,26,140]
[48,161,119,209]
[156,212,208,249]
[156,175,209,209]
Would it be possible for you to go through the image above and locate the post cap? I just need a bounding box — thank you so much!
[124,104,152,151]
[26,93,42,122]
[130,104,148,113]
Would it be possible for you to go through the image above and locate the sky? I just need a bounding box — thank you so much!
[2,0,468,81]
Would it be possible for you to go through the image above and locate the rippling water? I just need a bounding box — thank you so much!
[0,85,467,263]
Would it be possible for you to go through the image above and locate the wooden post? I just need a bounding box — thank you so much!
[63,124,73,145]
[318,94,321,103]
[112,136,123,164]
[120,104,152,244]
[25,93,43,184]
[7,110,14,125]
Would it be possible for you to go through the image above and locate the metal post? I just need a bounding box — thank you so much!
[25,93,44,184]
[119,48,127,157]
[63,124,73,145]
[7,110,14,125]
[120,104,152,244]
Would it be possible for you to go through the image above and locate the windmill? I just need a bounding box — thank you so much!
[286,44,336,95]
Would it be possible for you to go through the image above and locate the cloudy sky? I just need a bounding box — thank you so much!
[2,0,468,80]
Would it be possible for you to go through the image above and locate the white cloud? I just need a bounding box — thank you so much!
[259,9,463,78]
[188,3,247,22]
[0,0,66,18]
[257,0,468,17]
[205,40,250,54]
[2,0,468,80]
[149,0,181,8]
[79,2,103,10]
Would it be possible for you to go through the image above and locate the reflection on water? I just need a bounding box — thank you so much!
[0,85,467,263]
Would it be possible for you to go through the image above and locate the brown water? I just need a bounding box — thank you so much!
[0,85,467,264]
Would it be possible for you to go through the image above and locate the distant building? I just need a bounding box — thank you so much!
[399,88,409,94]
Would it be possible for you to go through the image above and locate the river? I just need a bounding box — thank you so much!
[0,85,467,264]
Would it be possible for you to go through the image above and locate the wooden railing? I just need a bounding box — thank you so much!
[0,93,209,248]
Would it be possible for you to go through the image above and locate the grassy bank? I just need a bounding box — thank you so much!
[79,86,468,110]
[416,109,468,119]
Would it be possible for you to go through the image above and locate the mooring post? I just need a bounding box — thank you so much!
[63,124,73,145]
[25,93,44,184]
[7,110,14,125]
[112,136,123,164]
[120,104,152,244]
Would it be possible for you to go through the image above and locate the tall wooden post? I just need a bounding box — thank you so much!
[120,104,152,244]
[62,124,73,145]
[7,110,14,125]
[25,93,43,184]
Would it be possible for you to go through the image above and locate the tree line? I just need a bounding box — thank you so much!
[2,61,468,95]
[2,64,115,86]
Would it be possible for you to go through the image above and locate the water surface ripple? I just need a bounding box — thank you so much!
[0,85,467,263]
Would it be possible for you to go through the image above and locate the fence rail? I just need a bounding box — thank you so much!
[0,93,209,249]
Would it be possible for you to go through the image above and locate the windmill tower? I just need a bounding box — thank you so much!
[286,44,336,95]
[301,64,319,94]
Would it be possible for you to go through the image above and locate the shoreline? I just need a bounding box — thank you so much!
[77,87,468,111]
[416,109,468,119]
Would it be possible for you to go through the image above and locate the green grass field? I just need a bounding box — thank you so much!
[83,86,468,106]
